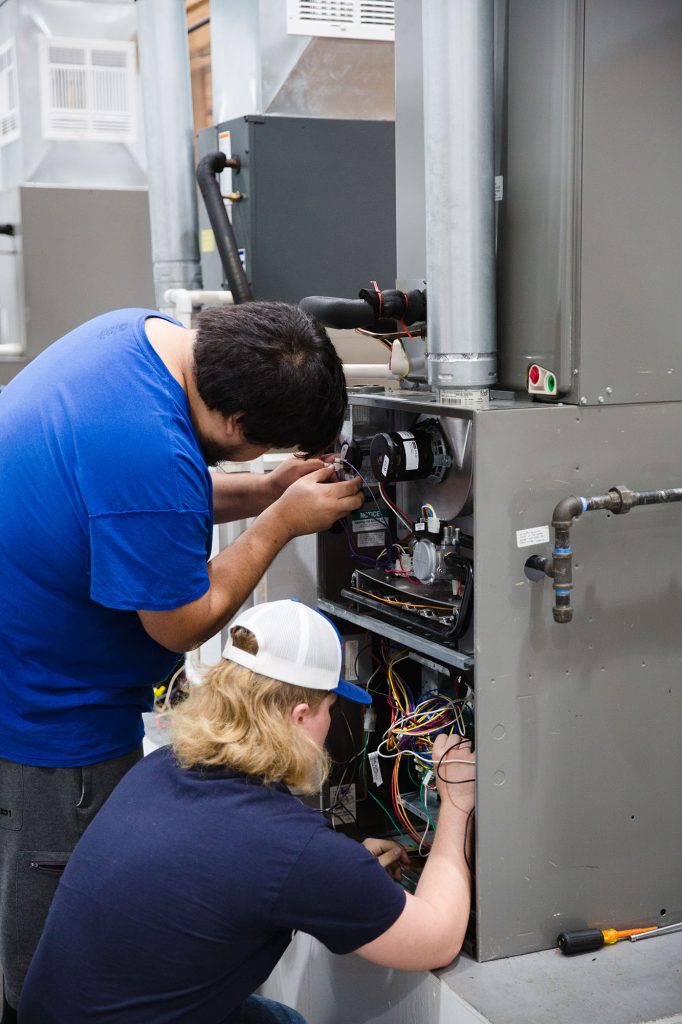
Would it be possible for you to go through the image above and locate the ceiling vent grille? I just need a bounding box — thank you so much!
[287,0,394,41]
[40,37,136,143]
[0,39,20,147]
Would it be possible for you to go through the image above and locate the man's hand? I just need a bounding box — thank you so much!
[265,454,335,504]
[362,838,410,881]
[212,455,344,524]
[432,733,475,817]
[268,464,363,538]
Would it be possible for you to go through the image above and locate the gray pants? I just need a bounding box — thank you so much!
[0,745,143,1008]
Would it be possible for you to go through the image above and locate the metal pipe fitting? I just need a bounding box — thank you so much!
[533,485,682,623]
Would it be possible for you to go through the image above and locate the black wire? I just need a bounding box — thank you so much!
[463,808,475,873]
[352,639,373,680]
[435,740,476,872]
[324,707,365,825]
[188,15,209,33]
[435,738,475,785]
[330,789,356,824]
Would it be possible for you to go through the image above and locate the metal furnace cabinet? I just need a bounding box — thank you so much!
[319,390,682,961]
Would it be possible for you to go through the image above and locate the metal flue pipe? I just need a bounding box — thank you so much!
[136,0,202,312]
[422,0,497,401]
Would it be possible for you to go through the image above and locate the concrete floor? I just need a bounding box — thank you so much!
[261,930,682,1024]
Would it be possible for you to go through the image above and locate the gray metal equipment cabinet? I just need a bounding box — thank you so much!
[0,186,154,385]
[198,115,396,304]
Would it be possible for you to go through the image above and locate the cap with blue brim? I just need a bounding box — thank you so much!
[222,599,372,705]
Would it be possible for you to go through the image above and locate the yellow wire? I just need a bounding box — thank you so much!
[351,587,453,613]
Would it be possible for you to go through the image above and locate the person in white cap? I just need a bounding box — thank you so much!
[19,601,475,1024]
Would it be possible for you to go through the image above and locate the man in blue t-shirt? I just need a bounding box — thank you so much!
[0,303,363,1015]
[18,601,476,1024]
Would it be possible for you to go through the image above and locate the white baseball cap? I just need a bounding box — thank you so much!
[222,600,371,705]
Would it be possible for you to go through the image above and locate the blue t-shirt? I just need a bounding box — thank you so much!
[19,747,406,1024]
[0,310,213,767]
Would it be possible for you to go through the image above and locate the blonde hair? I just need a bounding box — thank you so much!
[169,626,331,792]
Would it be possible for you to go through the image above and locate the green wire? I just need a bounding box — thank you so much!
[361,732,412,841]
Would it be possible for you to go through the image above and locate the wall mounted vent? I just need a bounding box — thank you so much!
[0,39,20,147]
[287,0,394,41]
[40,37,136,142]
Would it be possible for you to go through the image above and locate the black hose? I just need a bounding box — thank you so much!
[196,153,253,305]
[357,287,426,325]
[299,296,381,330]
[300,288,426,331]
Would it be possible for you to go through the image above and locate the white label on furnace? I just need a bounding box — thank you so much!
[344,639,359,680]
[397,432,419,471]
[351,512,384,533]
[218,130,233,210]
[368,751,383,787]
[381,454,390,478]
[495,175,504,201]
[330,783,356,826]
[357,530,385,549]
[516,525,550,548]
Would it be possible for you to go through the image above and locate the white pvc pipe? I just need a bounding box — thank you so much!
[343,364,393,381]
[163,288,234,327]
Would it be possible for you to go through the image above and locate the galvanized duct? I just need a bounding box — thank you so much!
[136,0,201,311]
[422,0,497,399]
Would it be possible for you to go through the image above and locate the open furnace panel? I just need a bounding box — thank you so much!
[315,392,479,947]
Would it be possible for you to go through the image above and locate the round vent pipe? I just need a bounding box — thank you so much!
[422,0,497,401]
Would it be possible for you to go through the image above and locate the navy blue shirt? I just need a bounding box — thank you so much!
[19,747,406,1023]
[0,310,213,766]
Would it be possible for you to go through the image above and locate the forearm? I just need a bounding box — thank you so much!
[211,469,275,523]
[414,801,472,954]
[354,801,473,971]
[138,505,292,651]
[139,466,363,652]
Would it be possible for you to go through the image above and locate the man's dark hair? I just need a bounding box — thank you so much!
[193,302,347,453]
[193,299,348,452]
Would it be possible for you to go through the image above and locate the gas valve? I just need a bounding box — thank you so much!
[411,524,467,594]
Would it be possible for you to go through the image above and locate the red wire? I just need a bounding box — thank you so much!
[379,482,414,526]
[370,279,383,320]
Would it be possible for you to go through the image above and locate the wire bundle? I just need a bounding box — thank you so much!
[336,458,415,568]
[377,482,413,533]
[365,646,467,853]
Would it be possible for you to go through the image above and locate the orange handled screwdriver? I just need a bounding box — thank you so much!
[557,926,657,955]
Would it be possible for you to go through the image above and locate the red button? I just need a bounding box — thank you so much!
[529,365,540,385]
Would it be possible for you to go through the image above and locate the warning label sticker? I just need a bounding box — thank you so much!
[516,525,550,548]
[351,509,386,533]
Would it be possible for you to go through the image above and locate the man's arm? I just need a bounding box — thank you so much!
[355,734,475,971]
[212,456,332,523]
[137,466,362,652]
